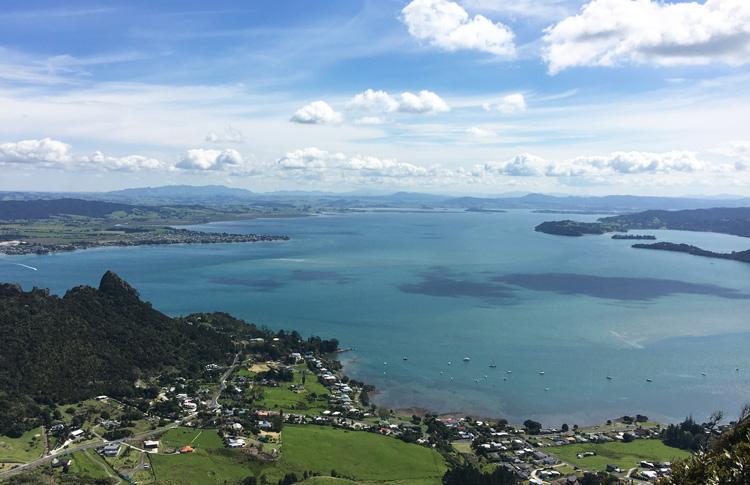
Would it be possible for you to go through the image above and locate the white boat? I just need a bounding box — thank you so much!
[539,371,545,376]
[463,357,471,362]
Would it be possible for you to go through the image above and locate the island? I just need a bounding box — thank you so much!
[534,220,618,237]
[632,242,750,264]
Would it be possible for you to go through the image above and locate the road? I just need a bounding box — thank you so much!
[0,419,186,480]
[210,350,243,409]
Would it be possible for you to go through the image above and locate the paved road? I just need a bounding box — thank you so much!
[210,350,243,409]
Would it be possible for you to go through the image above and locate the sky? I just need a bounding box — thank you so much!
[0,0,749,196]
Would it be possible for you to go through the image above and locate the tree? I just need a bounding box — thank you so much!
[561,423,569,432]
[523,419,542,435]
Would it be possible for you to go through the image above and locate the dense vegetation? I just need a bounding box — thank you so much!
[633,242,750,264]
[537,207,750,239]
[601,207,750,238]
[664,410,750,484]
[0,272,339,437]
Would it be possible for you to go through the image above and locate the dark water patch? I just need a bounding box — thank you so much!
[400,266,515,304]
[494,273,750,301]
[210,277,285,292]
[290,270,353,284]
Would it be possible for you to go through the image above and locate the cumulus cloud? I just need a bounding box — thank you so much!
[79,151,164,172]
[290,101,343,124]
[0,138,72,167]
[276,147,438,183]
[483,93,527,114]
[347,89,450,115]
[543,0,750,74]
[401,0,516,57]
[346,89,400,113]
[398,90,450,114]
[176,148,245,171]
[478,150,720,179]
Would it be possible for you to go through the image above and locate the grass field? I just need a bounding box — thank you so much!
[272,425,446,483]
[158,428,224,452]
[546,439,691,471]
[148,424,446,485]
[69,449,123,483]
[0,427,45,463]
[255,365,331,414]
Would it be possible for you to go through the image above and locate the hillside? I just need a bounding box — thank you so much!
[537,207,750,238]
[0,271,239,436]
[0,198,137,221]
[601,207,750,238]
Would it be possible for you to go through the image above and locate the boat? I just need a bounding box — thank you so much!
[606,376,613,380]
[701,372,707,377]
[646,378,653,383]
[489,362,497,368]
[539,371,545,376]
[506,370,512,374]
[402,357,408,361]
[463,357,471,362]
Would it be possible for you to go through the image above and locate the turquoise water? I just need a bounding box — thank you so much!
[2,210,750,426]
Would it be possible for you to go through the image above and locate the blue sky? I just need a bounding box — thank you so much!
[1,0,749,195]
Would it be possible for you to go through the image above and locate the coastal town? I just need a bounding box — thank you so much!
[0,329,700,485]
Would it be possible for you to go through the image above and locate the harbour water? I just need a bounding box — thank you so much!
[3,210,749,426]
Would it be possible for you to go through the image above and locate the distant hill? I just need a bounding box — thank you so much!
[537,207,750,239]
[0,198,137,220]
[601,207,750,238]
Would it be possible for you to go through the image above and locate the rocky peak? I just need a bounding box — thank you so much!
[98,271,140,300]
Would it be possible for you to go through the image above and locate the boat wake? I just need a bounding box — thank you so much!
[11,263,38,271]
[609,330,644,349]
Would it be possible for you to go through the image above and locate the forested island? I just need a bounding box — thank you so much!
[632,242,750,264]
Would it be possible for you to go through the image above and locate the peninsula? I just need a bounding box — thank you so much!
[632,242,750,264]
[0,198,291,255]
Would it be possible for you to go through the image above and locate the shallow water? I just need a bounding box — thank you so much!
[3,210,749,426]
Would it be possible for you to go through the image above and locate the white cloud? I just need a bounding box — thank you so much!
[0,138,72,167]
[466,126,495,138]
[276,147,438,183]
[290,101,343,124]
[346,89,399,112]
[483,93,527,114]
[176,148,245,171]
[398,90,450,114]
[347,89,450,115]
[79,151,164,172]
[480,153,548,176]
[205,126,245,143]
[543,0,750,74]
[401,0,516,57]
[479,150,720,179]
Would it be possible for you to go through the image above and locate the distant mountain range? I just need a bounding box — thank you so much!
[1,185,749,212]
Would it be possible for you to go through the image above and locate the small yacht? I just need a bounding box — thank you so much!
[606,376,613,381]
[489,362,497,368]
[701,372,707,377]
[463,357,471,362]
[402,357,408,361]
[539,371,545,376]
[506,370,512,374]
[646,378,653,383]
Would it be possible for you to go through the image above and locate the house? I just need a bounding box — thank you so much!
[144,440,159,450]
[640,470,658,481]
[232,423,243,432]
[100,443,121,457]
[180,445,194,453]
[69,429,85,440]
[183,401,198,412]
[258,420,273,430]
[606,464,621,473]
[49,424,65,434]
[225,437,246,448]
